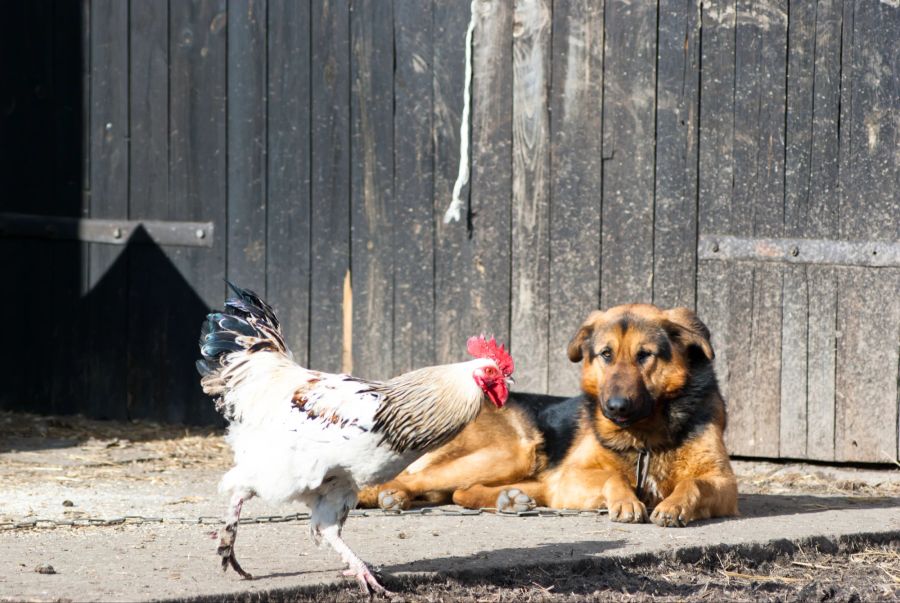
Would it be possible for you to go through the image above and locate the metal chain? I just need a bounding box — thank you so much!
[0,507,608,531]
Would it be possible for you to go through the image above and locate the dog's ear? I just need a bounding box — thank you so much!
[567,310,606,362]
[663,307,714,361]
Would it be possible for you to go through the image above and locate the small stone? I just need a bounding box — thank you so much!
[62,500,74,507]
[35,564,56,575]
[397,532,408,539]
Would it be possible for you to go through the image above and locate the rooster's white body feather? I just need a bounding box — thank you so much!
[196,284,510,591]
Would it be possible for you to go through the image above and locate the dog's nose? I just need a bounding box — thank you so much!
[606,397,629,415]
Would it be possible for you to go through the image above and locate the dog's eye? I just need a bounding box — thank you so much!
[599,348,613,362]
[636,350,653,364]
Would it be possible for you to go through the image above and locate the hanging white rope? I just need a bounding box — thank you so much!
[442,0,478,224]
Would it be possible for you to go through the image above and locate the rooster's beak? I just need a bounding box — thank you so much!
[506,376,516,385]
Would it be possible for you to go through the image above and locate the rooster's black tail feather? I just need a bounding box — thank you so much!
[197,282,290,414]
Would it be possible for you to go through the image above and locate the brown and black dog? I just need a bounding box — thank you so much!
[358,304,738,527]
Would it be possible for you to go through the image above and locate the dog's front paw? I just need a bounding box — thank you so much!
[608,498,648,523]
[378,488,411,511]
[496,488,536,514]
[650,499,693,527]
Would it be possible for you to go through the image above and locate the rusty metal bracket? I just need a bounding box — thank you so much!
[699,235,900,268]
[0,213,214,248]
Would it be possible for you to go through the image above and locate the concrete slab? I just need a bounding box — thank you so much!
[2,414,898,601]
[1,495,898,602]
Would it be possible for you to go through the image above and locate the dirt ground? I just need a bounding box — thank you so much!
[2,411,899,602]
[285,540,900,603]
[2,410,898,501]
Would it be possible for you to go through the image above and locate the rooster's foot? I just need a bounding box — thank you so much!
[344,565,393,597]
[218,542,253,580]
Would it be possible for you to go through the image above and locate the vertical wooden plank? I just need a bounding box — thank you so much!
[0,2,82,414]
[715,264,782,458]
[833,0,900,463]
[654,0,700,309]
[227,0,268,294]
[350,0,394,380]
[432,0,470,364]
[267,0,311,367]
[697,0,736,446]
[468,0,513,353]
[732,0,787,238]
[309,0,351,373]
[600,0,656,307]
[783,0,844,460]
[780,0,814,460]
[547,0,604,396]
[698,0,736,237]
[129,0,168,223]
[835,269,900,463]
[434,0,513,365]
[736,0,788,458]
[748,265,783,458]
[87,0,129,420]
[712,263,753,455]
[169,0,228,424]
[511,0,551,393]
[393,0,435,374]
[806,265,837,460]
[701,0,788,458]
[778,265,808,459]
[49,0,90,414]
[126,0,171,422]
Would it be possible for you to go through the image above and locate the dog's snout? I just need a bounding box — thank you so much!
[606,397,629,414]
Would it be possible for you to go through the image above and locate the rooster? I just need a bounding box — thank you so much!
[196,283,514,595]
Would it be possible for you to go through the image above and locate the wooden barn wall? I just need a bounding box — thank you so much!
[1,0,897,462]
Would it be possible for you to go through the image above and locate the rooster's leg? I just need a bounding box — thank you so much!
[218,490,254,579]
[321,525,393,596]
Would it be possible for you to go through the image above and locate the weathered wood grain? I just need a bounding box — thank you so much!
[697,0,737,451]
[806,265,836,460]
[700,0,789,458]
[600,0,656,307]
[87,0,129,420]
[779,265,807,459]
[467,0,513,357]
[737,0,788,460]
[511,0,551,393]
[168,0,228,424]
[309,0,351,373]
[435,0,513,365]
[49,0,90,413]
[432,0,471,365]
[266,0,311,367]
[835,268,900,463]
[227,0,268,295]
[393,0,435,374]
[654,0,700,309]
[350,0,395,380]
[782,0,844,460]
[833,0,900,462]
[547,0,604,396]
[126,0,172,422]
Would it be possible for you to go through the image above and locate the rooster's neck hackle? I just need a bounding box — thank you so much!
[371,359,492,454]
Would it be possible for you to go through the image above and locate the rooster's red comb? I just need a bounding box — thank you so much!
[466,335,514,377]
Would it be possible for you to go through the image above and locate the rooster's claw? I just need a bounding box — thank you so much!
[221,551,253,580]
